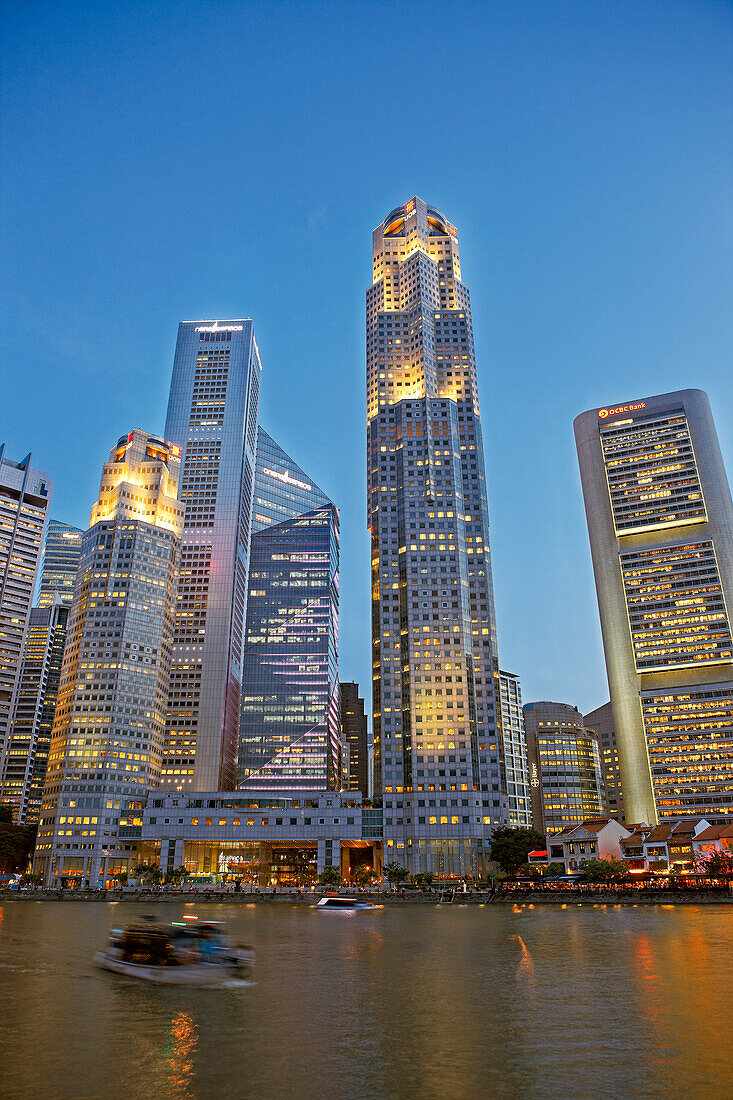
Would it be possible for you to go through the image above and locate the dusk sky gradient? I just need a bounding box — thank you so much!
[2,0,732,718]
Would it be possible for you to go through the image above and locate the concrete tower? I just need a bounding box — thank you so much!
[36,430,184,886]
[575,390,733,826]
[366,197,506,878]
[162,320,262,792]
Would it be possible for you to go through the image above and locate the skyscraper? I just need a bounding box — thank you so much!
[575,390,733,826]
[0,446,52,783]
[340,682,369,796]
[36,519,82,608]
[35,430,184,886]
[239,428,340,791]
[498,671,532,827]
[0,598,68,823]
[366,197,506,877]
[161,320,262,792]
[523,701,606,835]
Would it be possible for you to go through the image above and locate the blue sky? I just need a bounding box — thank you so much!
[2,0,732,715]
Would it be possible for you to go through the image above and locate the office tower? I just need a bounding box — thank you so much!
[35,431,183,886]
[498,671,532,827]
[251,428,330,533]
[584,702,625,823]
[239,428,339,790]
[367,197,506,877]
[161,320,262,792]
[36,520,82,608]
[340,682,369,795]
[575,390,733,825]
[523,701,606,835]
[0,447,52,783]
[0,599,67,823]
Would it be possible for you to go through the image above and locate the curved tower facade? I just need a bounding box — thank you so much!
[35,430,184,886]
[366,197,506,877]
[575,389,733,826]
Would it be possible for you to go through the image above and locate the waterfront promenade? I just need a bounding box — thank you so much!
[4,882,732,905]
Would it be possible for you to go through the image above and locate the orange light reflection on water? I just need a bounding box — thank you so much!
[164,1011,197,1098]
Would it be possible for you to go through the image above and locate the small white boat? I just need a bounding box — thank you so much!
[315,896,375,911]
[94,918,254,984]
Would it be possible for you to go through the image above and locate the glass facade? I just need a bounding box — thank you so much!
[252,427,330,533]
[35,430,184,885]
[498,671,531,827]
[620,541,732,671]
[524,702,606,835]
[36,519,82,608]
[367,197,506,875]
[600,408,707,535]
[0,600,68,823]
[239,506,340,790]
[162,321,262,791]
[0,447,52,782]
[642,684,733,821]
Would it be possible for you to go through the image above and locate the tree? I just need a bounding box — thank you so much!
[0,821,37,874]
[581,857,628,882]
[132,861,163,885]
[353,865,374,888]
[489,826,545,876]
[696,850,733,878]
[164,865,188,885]
[318,865,341,886]
[0,803,14,824]
[546,862,565,877]
[112,871,129,886]
[413,872,434,887]
[383,861,409,886]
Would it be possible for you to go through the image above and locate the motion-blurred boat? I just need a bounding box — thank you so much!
[315,896,375,911]
[94,917,254,984]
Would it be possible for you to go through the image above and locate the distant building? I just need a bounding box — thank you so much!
[340,682,369,796]
[584,702,624,824]
[0,598,68,823]
[250,428,330,534]
[239,429,340,792]
[523,701,606,834]
[367,197,506,878]
[161,320,262,792]
[575,389,733,826]
[545,817,631,875]
[134,788,382,885]
[620,818,713,874]
[35,430,184,887]
[36,520,82,608]
[0,446,52,784]
[498,671,531,826]
[239,506,340,790]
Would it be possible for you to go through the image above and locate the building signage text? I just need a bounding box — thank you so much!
[194,322,244,333]
[598,402,646,419]
[262,467,312,492]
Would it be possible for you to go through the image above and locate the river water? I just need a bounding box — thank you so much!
[1,900,731,1099]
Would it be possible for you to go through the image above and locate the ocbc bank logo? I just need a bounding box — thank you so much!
[598,401,646,420]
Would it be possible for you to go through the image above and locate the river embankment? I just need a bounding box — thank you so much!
[3,887,732,905]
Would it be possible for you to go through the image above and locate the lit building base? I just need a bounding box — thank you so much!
[39,790,383,888]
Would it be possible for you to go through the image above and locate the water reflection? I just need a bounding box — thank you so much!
[0,902,731,1099]
[164,1012,197,1098]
